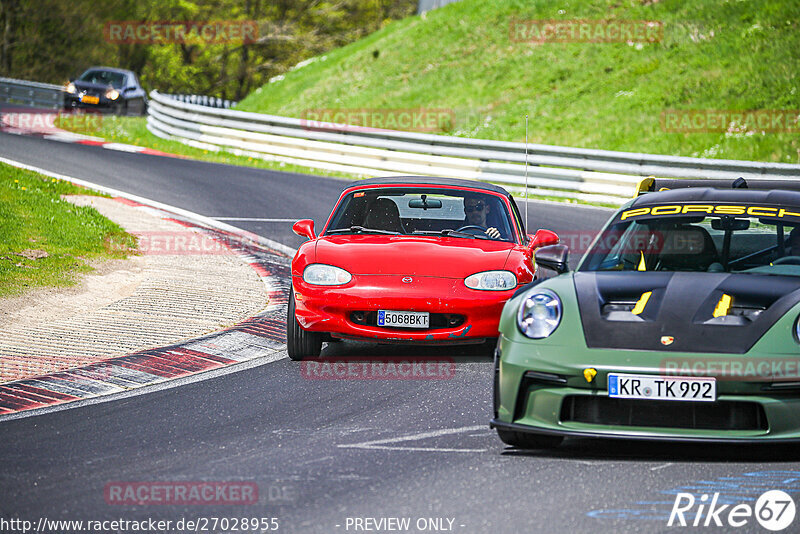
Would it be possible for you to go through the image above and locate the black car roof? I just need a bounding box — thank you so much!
[629,186,800,207]
[341,176,512,197]
[83,66,134,75]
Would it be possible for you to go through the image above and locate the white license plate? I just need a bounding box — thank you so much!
[608,373,716,402]
[377,310,429,329]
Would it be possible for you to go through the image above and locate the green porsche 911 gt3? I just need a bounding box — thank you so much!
[491,178,800,448]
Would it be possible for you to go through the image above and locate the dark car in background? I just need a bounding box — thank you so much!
[64,67,147,116]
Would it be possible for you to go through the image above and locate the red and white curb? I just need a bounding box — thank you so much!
[0,108,185,158]
[2,126,180,158]
[0,157,296,417]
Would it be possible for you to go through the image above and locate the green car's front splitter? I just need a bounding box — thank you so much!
[492,275,800,444]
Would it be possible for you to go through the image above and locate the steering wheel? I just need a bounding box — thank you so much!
[772,256,800,265]
[456,225,488,236]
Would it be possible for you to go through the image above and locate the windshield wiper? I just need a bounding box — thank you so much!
[327,226,401,236]
[439,229,489,240]
[412,229,490,240]
[411,230,441,236]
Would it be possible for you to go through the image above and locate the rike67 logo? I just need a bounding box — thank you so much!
[669,490,796,531]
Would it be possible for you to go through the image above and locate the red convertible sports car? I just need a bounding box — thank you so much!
[287,176,559,359]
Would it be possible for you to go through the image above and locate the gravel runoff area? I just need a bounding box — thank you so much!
[0,195,270,383]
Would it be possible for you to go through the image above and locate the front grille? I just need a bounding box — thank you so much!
[560,396,767,431]
[349,311,464,329]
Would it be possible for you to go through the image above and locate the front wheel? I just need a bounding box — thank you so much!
[113,101,127,116]
[496,429,563,450]
[481,337,498,357]
[286,289,322,360]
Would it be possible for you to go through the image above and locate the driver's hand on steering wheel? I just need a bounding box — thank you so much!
[485,227,500,239]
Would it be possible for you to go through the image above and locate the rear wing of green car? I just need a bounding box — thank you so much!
[635,177,800,196]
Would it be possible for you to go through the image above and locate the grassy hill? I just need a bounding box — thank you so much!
[237,0,800,164]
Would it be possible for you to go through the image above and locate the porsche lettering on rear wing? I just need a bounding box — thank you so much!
[635,177,800,196]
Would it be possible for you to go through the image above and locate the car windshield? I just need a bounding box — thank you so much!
[579,206,800,277]
[78,69,126,88]
[324,187,517,242]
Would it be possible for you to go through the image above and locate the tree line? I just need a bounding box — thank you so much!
[0,0,416,101]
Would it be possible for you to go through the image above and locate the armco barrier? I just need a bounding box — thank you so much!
[166,93,237,109]
[147,91,645,204]
[139,90,800,204]
[0,77,64,110]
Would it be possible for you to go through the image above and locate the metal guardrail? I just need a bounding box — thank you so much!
[418,0,463,15]
[0,77,64,110]
[147,90,800,205]
[166,94,237,109]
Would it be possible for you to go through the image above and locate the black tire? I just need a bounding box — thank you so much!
[482,337,498,357]
[496,429,563,450]
[286,289,322,360]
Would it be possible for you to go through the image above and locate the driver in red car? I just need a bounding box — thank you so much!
[464,196,501,239]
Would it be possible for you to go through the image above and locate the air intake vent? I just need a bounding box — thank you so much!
[561,396,767,431]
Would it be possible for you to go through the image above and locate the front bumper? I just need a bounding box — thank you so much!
[489,419,800,444]
[494,334,800,442]
[65,94,118,111]
[293,274,515,343]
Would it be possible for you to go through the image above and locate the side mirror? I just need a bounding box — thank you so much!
[292,219,316,240]
[529,229,559,250]
[535,244,570,276]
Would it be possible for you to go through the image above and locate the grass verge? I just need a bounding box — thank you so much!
[0,162,135,297]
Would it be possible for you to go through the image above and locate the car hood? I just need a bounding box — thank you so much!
[315,235,514,277]
[572,271,800,354]
[73,80,114,92]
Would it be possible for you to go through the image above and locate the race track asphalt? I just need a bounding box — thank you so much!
[2,131,799,534]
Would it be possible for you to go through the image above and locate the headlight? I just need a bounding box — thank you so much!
[303,264,352,286]
[517,289,561,339]
[65,82,76,94]
[105,88,120,100]
[464,270,516,291]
